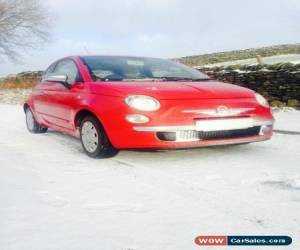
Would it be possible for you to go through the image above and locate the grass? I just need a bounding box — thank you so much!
[0,78,38,90]
[178,43,300,66]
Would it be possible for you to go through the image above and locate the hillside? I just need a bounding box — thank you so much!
[0,71,42,89]
[178,43,300,66]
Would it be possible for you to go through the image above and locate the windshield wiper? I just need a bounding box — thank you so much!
[154,77,210,81]
[95,76,210,82]
[96,77,124,81]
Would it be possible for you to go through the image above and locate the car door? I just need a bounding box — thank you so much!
[33,62,57,124]
[38,59,84,130]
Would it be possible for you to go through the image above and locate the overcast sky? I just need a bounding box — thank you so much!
[1,0,299,76]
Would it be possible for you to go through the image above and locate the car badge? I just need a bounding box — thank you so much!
[216,105,230,115]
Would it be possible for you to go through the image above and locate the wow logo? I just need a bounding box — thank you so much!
[194,235,292,246]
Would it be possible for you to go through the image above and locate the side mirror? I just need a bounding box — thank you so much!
[44,75,70,88]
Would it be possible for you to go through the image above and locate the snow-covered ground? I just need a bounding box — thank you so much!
[0,104,299,250]
[0,89,31,105]
[205,54,300,67]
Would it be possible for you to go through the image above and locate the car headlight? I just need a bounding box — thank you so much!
[125,95,160,111]
[255,93,269,108]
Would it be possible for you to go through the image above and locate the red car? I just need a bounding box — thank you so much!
[24,56,274,158]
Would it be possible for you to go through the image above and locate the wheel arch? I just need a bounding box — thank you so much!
[23,103,30,113]
[74,108,117,148]
[74,108,105,129]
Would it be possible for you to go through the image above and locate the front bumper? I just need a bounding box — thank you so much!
[133,118,273,132]
[103,97,274,149]
[133,118,273,143]
[111,118,274,149]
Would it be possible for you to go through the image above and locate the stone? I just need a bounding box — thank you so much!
[287,99,299,107]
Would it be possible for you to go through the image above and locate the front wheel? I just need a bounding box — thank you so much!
[25,108,48,133]
[80,116,118,158]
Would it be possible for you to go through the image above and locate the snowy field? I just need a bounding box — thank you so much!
[205,54,300,67]
[0,89,31,105]
[0,104,299,250]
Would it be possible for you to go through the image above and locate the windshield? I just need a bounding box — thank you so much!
[81,56,209,81]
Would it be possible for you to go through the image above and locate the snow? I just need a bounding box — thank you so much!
[205,54,300,67]
[273,108,300,132]
[0,104,299,250]
[0,89,31,105]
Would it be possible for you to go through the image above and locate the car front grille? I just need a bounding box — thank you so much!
[198,126,261,140]
[156,126,261,142]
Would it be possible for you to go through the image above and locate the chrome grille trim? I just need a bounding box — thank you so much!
[182,107,255,116]
[133,119,273,132]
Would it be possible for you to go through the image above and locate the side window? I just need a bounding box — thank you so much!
[52,60,80,84]
[42,63,56,82]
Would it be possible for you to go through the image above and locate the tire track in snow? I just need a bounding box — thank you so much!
[274,129,300,135]
[112,155,279,230]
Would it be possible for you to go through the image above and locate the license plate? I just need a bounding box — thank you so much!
[195,118,254,132]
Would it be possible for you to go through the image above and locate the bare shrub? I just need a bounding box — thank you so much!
[0,78,38,89]
[0,0,50,61]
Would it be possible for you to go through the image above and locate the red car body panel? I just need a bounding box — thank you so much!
[25,56,274,149]
[90,80,255,100]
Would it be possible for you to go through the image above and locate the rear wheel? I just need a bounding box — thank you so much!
[80,115,118,158]
[25,108,48,133]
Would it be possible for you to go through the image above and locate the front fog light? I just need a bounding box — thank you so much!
[126,114,150,124]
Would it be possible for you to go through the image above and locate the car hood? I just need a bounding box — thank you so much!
[90,80,255,100]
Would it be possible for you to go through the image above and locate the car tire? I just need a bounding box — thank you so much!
[80,115,118,158]
[25,108,48,133]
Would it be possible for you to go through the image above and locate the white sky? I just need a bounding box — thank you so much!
[0,0,299,76]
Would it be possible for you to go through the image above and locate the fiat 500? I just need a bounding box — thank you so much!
[24,56,274,158]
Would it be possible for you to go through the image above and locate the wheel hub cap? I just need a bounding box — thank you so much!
[26,110,34,130]
[81,121,99,153]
